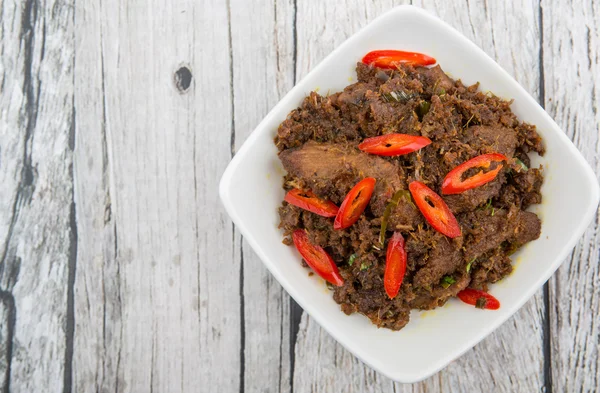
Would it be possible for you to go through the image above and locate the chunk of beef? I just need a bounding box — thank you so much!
[356,62,392,85]
[379,75,424,98]
[463,125,519,157]
[337,82,373,106]
[516,122,545,154]
[444,173,506,213]
[461,207,541,262]
[511,210,542,247]
[278,203,301,244]
[410,273,470,309]
[469,250,513,290]
[366,90,414,135]
[497,167,543,209]
[420,95,463,141]
[512,168,543,208]
[278,141,405,213]
[413,65,454,94]
[304,215,378,261]
[275,92,361,151]
[334,251,413,331]
[412,234,463,289]
[388,199,424,231]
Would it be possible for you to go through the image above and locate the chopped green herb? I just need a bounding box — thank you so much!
[360,262,370,271]
[437,88,446,96]
[491,207,496,216]
[466,258,476,273]
[515,158,528,172]
[348,254,357,266]
[417,101,431,120]
[506,243,519,256]
[482,198,493,211]
[441,276,456,289]
[397,190,415,208]
[382,90,415,103]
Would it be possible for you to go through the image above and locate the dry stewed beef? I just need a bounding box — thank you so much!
[276,62,543,330]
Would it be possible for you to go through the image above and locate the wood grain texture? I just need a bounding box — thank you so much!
[0,0,75,391]
[229,0,296,391]
[72,1,238,392]
[72,0,122,390]
[542,0,600,391]
[292,1,547,392]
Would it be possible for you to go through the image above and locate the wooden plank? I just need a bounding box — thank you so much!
[291,2,546,391]
[228,0,296,391]
[71,1,121,391]
[542,1,600,391]
[0,292,15,392]
[0,0,75,391]
[72,1,239,392]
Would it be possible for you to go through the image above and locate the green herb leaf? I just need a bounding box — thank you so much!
[360,262,370,271]
[382,90,415,103]
[417,100,431,120]
[506,243,519,256]
[491,207,495,217]
[515,158,528,172]
[441,276,456,289]
[398,190,414,206]
[466,258,476,273]
[485,198,493,210]
[348,254,357,266]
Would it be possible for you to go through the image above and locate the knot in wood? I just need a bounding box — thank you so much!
[174,66,193,92]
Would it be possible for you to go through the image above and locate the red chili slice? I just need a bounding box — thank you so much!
[457,288,500,310]
[409,181,461,238]
[292,230,344,287]
[441,153,508,195]
[362,50,436,69]
[334,177,376,230]
[384,232,407,299]
[358,133,432,157]
[284,188,339,218]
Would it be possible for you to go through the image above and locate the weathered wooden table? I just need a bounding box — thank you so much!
[1,0,598,392]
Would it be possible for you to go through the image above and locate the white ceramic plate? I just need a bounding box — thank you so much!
[219,5,599,383]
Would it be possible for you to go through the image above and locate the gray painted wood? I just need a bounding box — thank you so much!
[0,0,598,392]
[72,1,239,392]
[0,0,75,392]
[229,0,295,391]
[543,0,600,391]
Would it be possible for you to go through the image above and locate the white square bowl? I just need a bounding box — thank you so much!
[219,5,600,383]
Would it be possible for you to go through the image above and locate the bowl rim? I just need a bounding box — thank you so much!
[219,5,600,382]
